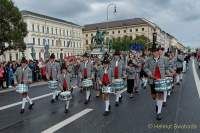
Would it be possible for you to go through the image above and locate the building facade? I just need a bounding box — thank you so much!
[2,10,84,61]
[83,18,175,52]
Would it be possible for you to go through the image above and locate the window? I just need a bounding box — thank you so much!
[63,30,65,36]
[142,28,145,31]
[86,40,88,45]
[112,31,115,34]
[38,38,40,45]
[42,26,45,33]
[51,28,53,34]
[91,33,93,36]
[118,30,120,34]
[39,53,41,58]
[47,39,49,45]
[86,34,88,37]
[33,38,35,45]
[124,30,126,33]
[130,36,133,40]
[32,24,34,31]
[16,53,18,60]
[136,28,138,32]
[60,29,61,35]
[43,39,46,45]
[64,41,66,47]
[52,40,54,46]
[130,29,132,32]
[47,27,49,34]
[67,30,68,36]
[37,25,40,32]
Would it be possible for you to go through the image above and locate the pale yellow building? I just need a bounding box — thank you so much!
[83,18,172,51]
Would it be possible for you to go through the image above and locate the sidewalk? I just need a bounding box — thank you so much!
[0,81,48,94]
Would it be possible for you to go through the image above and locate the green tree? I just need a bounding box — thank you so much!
[112,36,133,51]
[132,35,151,50]
[0,0,27,55]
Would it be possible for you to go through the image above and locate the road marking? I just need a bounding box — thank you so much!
[41,108,93,133]
[0,93,52,111]
[192,59,200,98]
[0,82,48,94]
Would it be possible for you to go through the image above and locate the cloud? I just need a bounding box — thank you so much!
[12,0,199,47]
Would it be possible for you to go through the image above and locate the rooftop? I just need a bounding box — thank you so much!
[83,18,152,31]
[21,10,80,27]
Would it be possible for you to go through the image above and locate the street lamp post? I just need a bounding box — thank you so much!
[106,3,117,52]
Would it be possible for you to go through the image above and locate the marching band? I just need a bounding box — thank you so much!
[14,47,190,120]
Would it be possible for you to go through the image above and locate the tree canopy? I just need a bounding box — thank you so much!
[0,0,27,55]
[112,35,151,51]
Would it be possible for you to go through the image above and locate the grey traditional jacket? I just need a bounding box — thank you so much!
[111,59,124,79]
[14,66,32,84]
[144,56,170,84]
[58,72,72,90]
[46,61,61,81]
[176,54,184,68]
[98,65,113,83]
[79,61,93,79]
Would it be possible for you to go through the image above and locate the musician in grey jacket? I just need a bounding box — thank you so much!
[58,65,72,113]
[46,54,61,103]
[98,57,113,116]
[14,57,34,114]
[144,47,170,120]
[79,53,93,104]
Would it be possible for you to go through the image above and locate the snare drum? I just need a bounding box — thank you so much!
[154,79,167,92]
[165,77,173,90]
[111,79,125,92]
[59,91,72,101]
[16,84,28,94]
[82,79,93,88]
[48,81,58,90]
[101,86,114,94]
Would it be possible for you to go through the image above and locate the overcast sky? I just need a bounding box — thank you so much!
[13,0,200,48]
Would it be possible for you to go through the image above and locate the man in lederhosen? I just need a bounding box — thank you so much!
[14,57,34,114]
[99,56,113,116]
[46,54,61,103]
[58,63,72,113]
[111,51,124,106]
[144,47,170,120]
[79,53,93,104]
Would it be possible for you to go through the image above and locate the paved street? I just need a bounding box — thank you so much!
[0,60,200,133]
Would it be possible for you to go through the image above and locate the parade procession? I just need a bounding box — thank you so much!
[12,43,191,121]
[2,0,200,132]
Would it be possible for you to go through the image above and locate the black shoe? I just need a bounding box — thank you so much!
[176,82,180,85]
[129,94,134,99]
[180,79,182,82]
[143,86,147,89]
[56,95,59,100]
[115,102,119,107]
[119,96,123,103]
[84,100,89,105]
[20,109,25,114]
[108,105,111,111]
[28,103,35,110]
[163,102,167,107]
[156,105,158,113]
[51,99,55,103]
[65,109,69,113]
[156,113,162,120]
[103,111,110,116]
